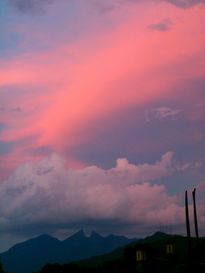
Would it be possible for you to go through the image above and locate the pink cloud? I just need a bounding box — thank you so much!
[0,2,205,176]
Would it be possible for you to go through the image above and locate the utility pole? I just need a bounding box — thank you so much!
[185,190,191,251]
[192,188,199,240]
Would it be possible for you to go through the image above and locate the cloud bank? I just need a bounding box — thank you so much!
[0,152,189,237]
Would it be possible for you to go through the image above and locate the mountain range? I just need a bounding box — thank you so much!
[1,229,204,273]
[0,230,137,273]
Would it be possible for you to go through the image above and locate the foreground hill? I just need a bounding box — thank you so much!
[39,232,205,273]
[76,231,183,267]
[0,230,137,273]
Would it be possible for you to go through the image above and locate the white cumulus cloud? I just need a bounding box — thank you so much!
[0,152,193,237]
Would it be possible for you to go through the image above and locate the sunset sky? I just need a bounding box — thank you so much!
[0,0,205,252]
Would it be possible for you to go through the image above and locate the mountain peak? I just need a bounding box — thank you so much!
[153,231,166,236]
[90,231,102,239]
[22,234,59,245]
[37,234,53,239]
[69,230,86,239]
[142,231,171,243]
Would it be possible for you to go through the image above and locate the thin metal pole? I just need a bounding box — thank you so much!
[185,190,191,250]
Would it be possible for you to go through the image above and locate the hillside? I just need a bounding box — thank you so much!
[39,233,205,273]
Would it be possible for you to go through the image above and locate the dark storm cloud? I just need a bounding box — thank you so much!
[8,0,55,13]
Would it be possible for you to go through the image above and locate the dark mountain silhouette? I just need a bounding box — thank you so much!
[140,231,181,243]
[76,231,183,268]
[72,233,205,273]
[0,230,137,273]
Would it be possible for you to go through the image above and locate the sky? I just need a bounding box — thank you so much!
[0,0,205,252]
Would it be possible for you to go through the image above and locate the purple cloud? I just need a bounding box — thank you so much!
[8,0,55,13]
